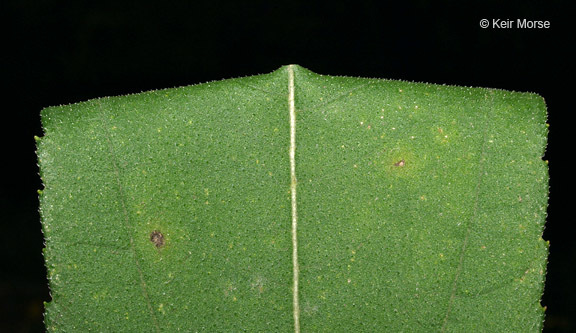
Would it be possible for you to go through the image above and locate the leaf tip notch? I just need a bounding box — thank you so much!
[277,64,316,77]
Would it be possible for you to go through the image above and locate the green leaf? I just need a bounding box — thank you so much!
[37,65,548,332]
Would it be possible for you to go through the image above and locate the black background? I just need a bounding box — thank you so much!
[2,1,573,331]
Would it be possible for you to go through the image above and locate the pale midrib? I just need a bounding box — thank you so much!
[288,65,300,333]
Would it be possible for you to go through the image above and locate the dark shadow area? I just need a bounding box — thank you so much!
[2,0,572,331]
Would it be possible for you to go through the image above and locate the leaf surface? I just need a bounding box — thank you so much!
[38,65,548,332]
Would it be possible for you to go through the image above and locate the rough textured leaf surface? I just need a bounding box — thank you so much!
[37,65,548,332]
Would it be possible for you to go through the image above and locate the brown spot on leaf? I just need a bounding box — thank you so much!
[150,230,165,248]
[394,159,405,167]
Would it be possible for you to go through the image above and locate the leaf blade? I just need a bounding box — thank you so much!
[38,65,548,332]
